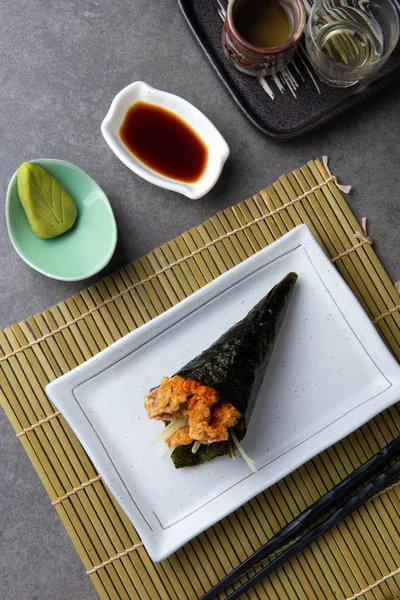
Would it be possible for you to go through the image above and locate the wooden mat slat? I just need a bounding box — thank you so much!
[303,162,400,360]
[21,326,139,600]
[176,235,210,287]
[137,254,177,311]
[212,214,244,266]
[1,159,400,600]
[119,264,157,325]
[314,163,400,344]
[180,230,215,282]
[167,239,202,293]
[128,260,160,318]
[0,376,115,599]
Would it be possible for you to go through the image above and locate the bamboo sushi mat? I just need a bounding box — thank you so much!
[1,157,400,600]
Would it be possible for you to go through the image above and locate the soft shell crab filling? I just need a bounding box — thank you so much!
[144,375,241,447]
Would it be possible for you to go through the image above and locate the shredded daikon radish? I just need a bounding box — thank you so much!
[230,430,257,472]
[151,418,188,445]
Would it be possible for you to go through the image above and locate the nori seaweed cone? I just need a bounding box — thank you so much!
[171,272,298,468]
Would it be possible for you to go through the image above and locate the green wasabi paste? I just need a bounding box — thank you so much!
[17,162,77,239]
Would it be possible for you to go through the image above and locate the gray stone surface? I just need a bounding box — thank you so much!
[0,1,399,599]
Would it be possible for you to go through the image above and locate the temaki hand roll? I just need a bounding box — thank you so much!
[144,272,298,469]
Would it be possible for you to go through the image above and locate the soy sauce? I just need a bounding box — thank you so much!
[119,101,208,184]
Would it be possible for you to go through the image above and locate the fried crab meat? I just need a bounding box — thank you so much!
[144,375,241,448]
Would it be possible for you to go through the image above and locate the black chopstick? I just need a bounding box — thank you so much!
[223,460,400,600]
[200,434,400,600]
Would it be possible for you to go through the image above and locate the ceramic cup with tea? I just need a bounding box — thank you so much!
[222,0,306,76]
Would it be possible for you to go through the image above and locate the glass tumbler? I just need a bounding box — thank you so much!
[305,0,400,87]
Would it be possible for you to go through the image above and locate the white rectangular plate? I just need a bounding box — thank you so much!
[46,225,400,562]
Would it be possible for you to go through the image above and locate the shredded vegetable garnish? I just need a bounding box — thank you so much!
[151,418,188,445]
[192,441,201,454]
[228,437,236,461]
[230,430,257,472]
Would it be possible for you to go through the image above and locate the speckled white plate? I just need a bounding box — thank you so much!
[45,225,400,562]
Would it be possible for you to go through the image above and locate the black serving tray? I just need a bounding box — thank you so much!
[178,0,400,139]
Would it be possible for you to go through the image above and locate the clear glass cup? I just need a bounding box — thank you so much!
[305,0,400,87]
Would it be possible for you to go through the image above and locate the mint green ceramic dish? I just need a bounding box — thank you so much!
[6,159,117,281]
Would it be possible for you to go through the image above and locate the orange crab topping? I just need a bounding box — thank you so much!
[144,375,241,447]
